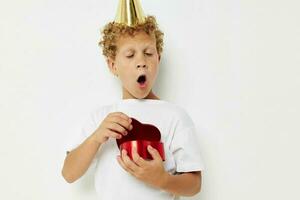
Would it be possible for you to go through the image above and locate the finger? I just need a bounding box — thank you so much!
[106,118,130,136]
[109,116,133,132]
[106,122,128,135]
[122,149,140,172]
[111,112,131,122]
[147,145,162,161]
[117,155,134,174]
[106,130,123,139]
[132,145,146,167]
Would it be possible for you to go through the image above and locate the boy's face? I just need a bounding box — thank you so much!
[107,31,160,99]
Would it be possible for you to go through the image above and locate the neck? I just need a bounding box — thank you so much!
[122,89,160,100]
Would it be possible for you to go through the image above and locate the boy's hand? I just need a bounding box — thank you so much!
[92,112,133,144]
[117,145,168,189]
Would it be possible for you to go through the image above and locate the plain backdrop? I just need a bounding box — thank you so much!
[0,0,299,199]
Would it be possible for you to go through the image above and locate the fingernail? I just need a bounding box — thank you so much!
[130,125,133,130]
[124,130,128,135]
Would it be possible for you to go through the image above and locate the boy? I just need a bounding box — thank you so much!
[62,0,204,199]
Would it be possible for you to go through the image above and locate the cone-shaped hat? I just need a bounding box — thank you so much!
[114,0,146,26]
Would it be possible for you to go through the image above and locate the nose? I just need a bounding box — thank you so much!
[136,57,147,69]
[136,64,147,69]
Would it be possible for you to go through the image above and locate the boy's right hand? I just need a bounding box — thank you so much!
[91,112,133,144]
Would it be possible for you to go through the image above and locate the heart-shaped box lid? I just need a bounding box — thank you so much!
[116,118,161,149]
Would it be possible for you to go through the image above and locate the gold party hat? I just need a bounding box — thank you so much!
[114,0,146,26]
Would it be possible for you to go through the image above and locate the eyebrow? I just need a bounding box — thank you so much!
[123,46,155,53]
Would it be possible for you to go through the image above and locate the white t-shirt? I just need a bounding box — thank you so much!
[66,99,205,200]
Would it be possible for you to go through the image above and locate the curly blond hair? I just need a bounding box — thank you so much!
[98,15,164,59]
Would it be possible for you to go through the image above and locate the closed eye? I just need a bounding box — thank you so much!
[145,52,153,56]
[126,54,134,58]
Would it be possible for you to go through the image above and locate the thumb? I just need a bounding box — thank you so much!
[147,145,162,161]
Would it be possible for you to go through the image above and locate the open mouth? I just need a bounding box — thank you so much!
[137,74,147,88]
[137,74,147,84]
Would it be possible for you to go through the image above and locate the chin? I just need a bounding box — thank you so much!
[124,82,153,99]
[134,93,149,99]
[133,90,151,99]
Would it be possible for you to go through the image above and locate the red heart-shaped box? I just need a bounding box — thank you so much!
[120,140,165,161]
[116,118,165,161]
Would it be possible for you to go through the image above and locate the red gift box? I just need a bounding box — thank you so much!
[116,118,165,161]
[120,140,165,161]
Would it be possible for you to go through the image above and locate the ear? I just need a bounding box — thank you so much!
[106,57,118,77]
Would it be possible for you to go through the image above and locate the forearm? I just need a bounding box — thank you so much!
[61,134,101,183]
[160,171,202,197]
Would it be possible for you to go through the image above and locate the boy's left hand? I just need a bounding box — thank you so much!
[117,145,168,189]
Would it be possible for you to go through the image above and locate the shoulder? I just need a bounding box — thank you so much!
[94,104,114,114]
[163,101,195,128]
[88,104,115,124]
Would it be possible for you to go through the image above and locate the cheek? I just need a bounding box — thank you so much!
[116,63,133,83]
[115,59,129,74]
[149,57,159,70]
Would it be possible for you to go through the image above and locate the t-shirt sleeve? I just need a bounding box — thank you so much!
[65,107,106,167]
[170,109,205,173]
[65,111,98,153]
